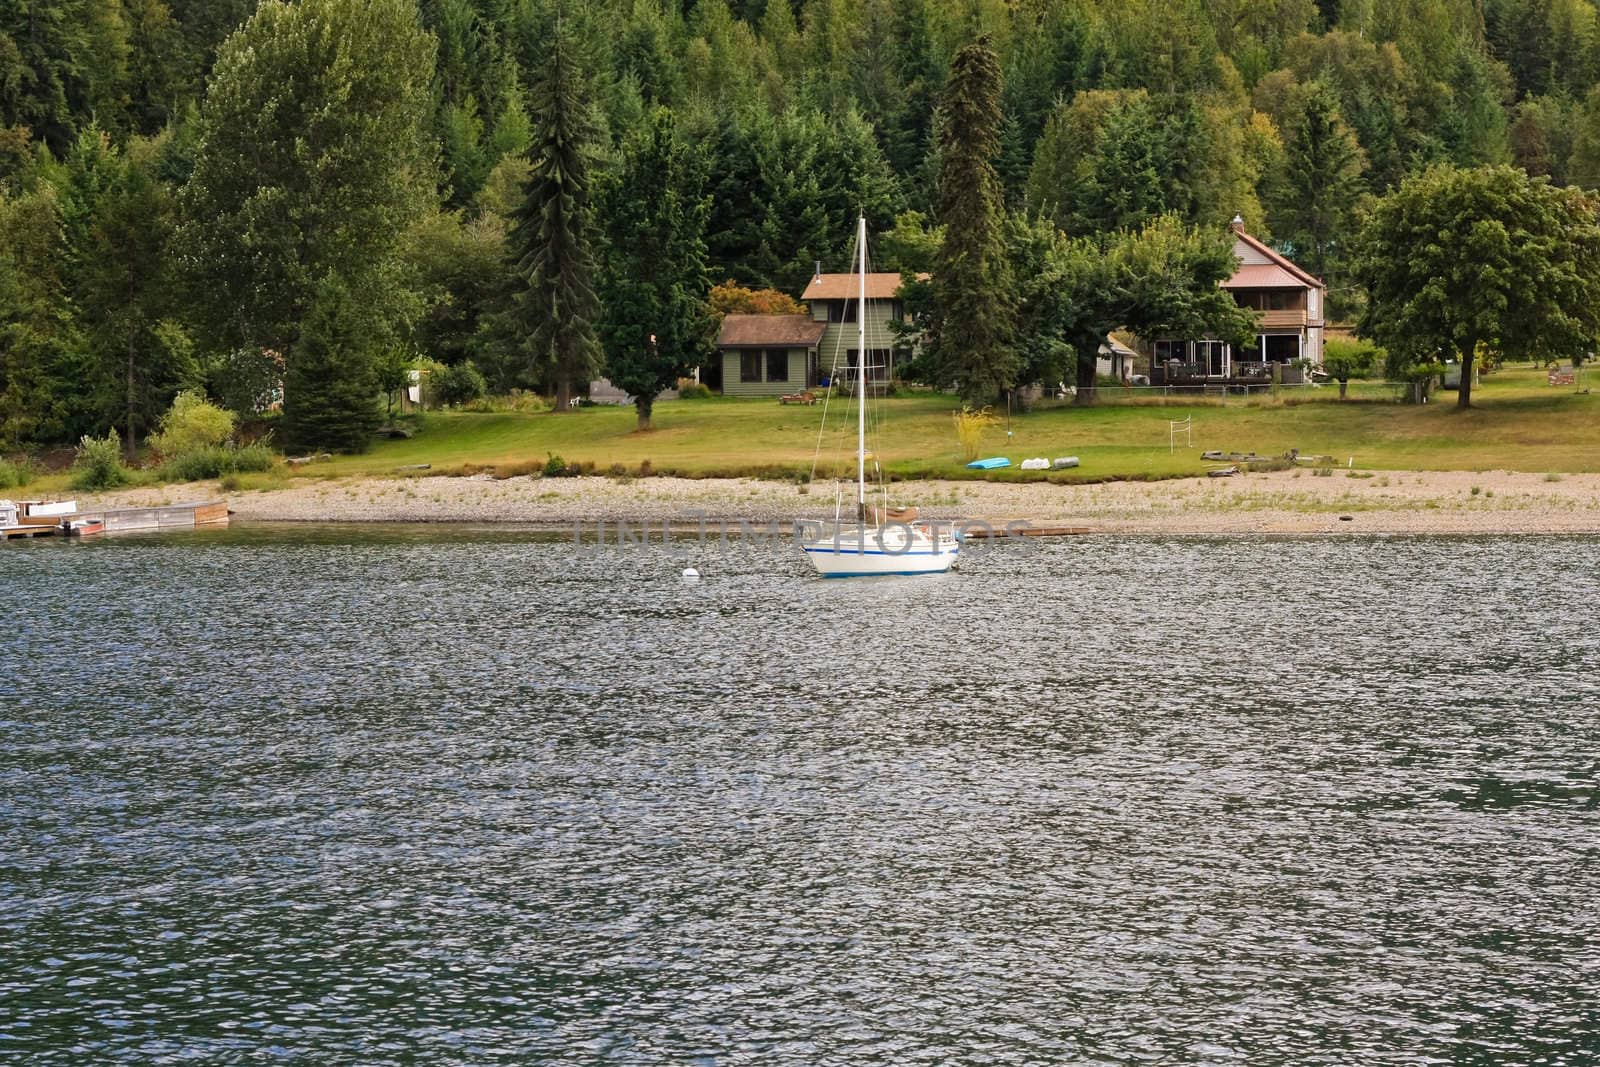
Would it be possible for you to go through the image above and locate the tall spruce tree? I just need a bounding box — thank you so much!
[596,108,712,430]
[283,277,381,452]
[70,132,198,454]
[506,16,601,412]
[930,36,1016,405]
[1271,81,1366,282]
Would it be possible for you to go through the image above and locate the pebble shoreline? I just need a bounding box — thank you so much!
[84,468,1600,535]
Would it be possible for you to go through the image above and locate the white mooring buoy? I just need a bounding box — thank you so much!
[681,567,700,580]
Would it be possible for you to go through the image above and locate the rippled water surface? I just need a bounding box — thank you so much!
[2,526,1598,1064]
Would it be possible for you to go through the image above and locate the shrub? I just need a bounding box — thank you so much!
[543,451,569,477]
[951,406,998,462]
[70,431,133,490]
[0,457,36,490]
[462,389,551,413]
[150,390,236,457]
[434,361,488,407]
[159,442,276,482]
[676,379,713,399]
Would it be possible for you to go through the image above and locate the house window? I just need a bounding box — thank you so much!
[827,301,860,324]
[766,349,789,382]
[846,349,891,381]
[1263,334,1300,363]
[1154,339,1186,363]
[740,351,763,382]
[1194,340,1227,376]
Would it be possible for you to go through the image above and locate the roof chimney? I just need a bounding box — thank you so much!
[814,260,822,279]
[1230,214,1245,232]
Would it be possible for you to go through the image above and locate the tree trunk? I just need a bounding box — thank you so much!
[635,394,653,431]
[1338,379,1348,400]
[1073,351,1097,406]
[555,378,572,412]
[1457,344,1475,410]
[126,338,137,457]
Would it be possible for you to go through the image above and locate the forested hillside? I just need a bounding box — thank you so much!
[2,0,1596,449]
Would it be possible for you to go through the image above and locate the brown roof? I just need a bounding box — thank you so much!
[715,314,826,348]
[1229,226,1323,288]
[1222,264,1311,290]
[801,272,925,301]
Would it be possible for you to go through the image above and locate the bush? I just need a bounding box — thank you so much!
[543,451,570,477]
[70,431,133,491]
[159,442,276,482]
[676,379,713,399]
[434,361,488,407]
[461,389,550,413]
[1324,337,1382,378]
[150,390,236,457]
[952,406,998,462]
[0,457,36,490]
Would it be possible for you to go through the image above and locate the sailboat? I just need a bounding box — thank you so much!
[800,214,960,578]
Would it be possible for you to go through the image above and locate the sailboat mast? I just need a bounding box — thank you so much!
[857,213,867,521]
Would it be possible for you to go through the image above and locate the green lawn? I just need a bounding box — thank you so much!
[32,364,1599,495]
[281,364,1600,484]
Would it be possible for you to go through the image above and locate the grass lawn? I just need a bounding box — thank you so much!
[279,363,1600,485]
[28,364,1600,494]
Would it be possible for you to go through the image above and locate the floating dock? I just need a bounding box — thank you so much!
[0,523,62,540]
[960,523,1093,538]
[1,500,228,541]
[97,500,229,534]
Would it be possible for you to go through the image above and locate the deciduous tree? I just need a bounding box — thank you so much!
[1354,164,1600,409]
[597,108,712,430]
[179,0,435,443]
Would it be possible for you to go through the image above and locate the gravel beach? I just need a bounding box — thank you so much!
[82,468,1600,534]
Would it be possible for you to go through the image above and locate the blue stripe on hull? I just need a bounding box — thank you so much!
[818,570,950,578]
[801,547,959,558]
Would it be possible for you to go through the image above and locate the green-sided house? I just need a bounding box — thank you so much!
[801,271,920,387]
[714,314,827,397]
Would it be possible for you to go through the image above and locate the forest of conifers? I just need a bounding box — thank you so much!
[2,0,1596,449]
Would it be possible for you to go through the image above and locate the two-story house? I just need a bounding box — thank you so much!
[710,272,922,396]
[801,271,922,389]
[1146,220,1326,387]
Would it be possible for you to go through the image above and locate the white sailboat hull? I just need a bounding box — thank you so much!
[801,214,958,579]
[801,525,959,577]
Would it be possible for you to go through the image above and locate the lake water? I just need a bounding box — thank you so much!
[2,527,1597,1064]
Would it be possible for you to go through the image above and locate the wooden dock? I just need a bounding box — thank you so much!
[960,523,1093,538]
[0,523,62,540]
[97,500,228,534]
[2,500,228,541]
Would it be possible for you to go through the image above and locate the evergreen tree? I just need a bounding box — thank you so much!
[1271,81,1367,282]
[283,278,380,451]
[70,131,197,453]
[0,0,96,152]
[0,183,88,446]
[929,36,1015,404]
[505,15,602,411]
[597,108,712,429]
